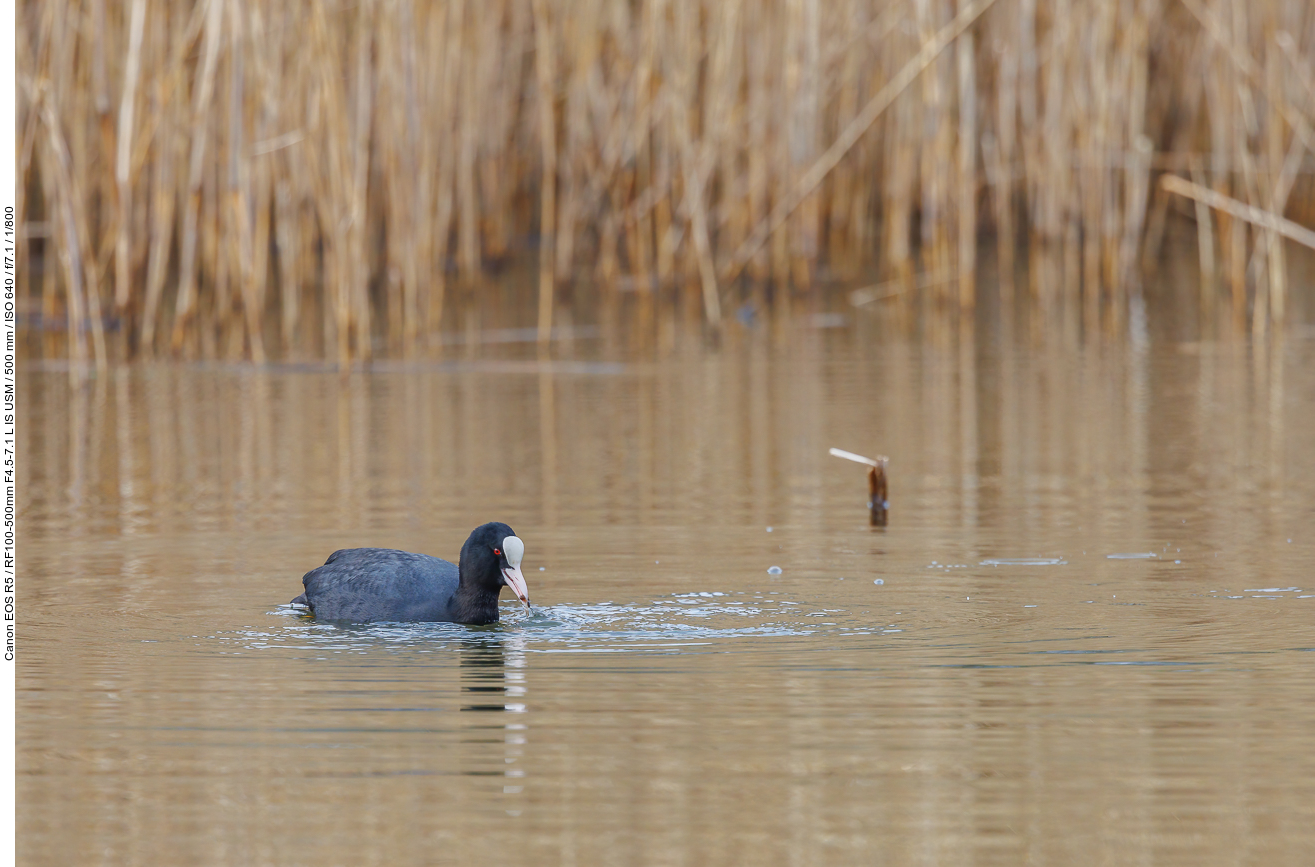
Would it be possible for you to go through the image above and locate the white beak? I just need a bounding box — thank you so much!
[502,564,530,609]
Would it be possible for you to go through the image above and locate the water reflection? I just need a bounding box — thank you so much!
[457,634,529,808]
[22,330,1310,575]
[458,637,516,714]
[17,317,1315,866]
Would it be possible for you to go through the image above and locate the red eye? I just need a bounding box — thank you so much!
[493,548,501,556]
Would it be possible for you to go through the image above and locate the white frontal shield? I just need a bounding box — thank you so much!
[501,536,529,608]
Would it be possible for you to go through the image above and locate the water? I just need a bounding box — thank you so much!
[18,317,1315,865]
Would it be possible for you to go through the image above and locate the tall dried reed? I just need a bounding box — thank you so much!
[17,0,1315,366]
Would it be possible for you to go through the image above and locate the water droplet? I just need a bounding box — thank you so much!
[873,579,883,585]
[766,527,773,533]
[539,566,545,571]
[767,566,783,575]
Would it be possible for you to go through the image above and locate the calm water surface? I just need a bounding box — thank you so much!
[18,313,1315,866]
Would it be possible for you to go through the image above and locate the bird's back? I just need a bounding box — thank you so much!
[300,548,460,622]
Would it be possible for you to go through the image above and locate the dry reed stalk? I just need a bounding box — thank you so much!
[532,0,557,346]
[982,128,1013,297]
[113,0,146,316]
[140,82,176,356]
[141,2,205,354]
[248,2,281,359]
[306,2,342,361]
[828,447,890,523]
[41,94,92,372]
[249,133,274,359]
[15,4,43,312]
[956,0,978,308]
[1237,112,1267,335]
[170,0,224,353]
[661,0,722,327]
[786,0,821,289]
[1119,135,1155,290]
[76,95,111,363]
[1119,10,1155,295]
[1162,174,1315,249]
[825,2,861,277]
[90,0,118,293]
[455,1,480,283]
[1196,11,1241,322]
[1015,0,1038,220]
[685,158,723,329]
[225,0,263,362]
[916,0,953,302]
[475,4,524,269]
[1142,31,1205,274]
[885,95,916,285]
[22,0,1315,363]
[203,150,225,358]
[618,30,654,286]
[1271,29,1315,320]
[1032,0,1067,248]
[427,0,464,345]
[868,461,889,526]
[1246,25,1302,333]
[375,11,404,350]
[743,8,772,285]
[1096,2,1121,299]
[1247,114,1301,334]
[723,0,1000,284]
[1183,0,1315,154]
[631,150,655,289]
[704,0,742,278]
[385,0,421,353]
[38,0,109,370]
[305,0,369,366]
[272,171,299,353]
[1188,156,1217,302]
[1186,0,1315,329]
[1280,30,1315,113]
[29,23,61,357]
[350,0,374,362]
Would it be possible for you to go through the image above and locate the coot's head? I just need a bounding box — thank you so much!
[460,522,530,609]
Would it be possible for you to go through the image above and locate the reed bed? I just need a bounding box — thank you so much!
[17,0,1315,365]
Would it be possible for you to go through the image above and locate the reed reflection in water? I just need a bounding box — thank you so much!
[17,315,1315,865]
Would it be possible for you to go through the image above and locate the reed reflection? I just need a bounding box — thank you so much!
[457,634,529,805]
[18,315,1310,598]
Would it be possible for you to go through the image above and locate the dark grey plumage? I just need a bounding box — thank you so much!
[292,522,527,624]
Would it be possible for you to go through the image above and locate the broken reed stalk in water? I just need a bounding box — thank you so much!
[829,448,890,526]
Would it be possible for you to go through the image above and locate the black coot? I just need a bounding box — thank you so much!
[291,522,530,624]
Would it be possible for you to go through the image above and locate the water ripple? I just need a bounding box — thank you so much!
[251,593,889,656]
